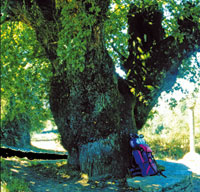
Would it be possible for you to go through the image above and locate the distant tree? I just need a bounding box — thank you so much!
[1,20,51,146]
[2,0,200,177]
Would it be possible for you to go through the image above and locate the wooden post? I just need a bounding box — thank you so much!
[188,100,196,153]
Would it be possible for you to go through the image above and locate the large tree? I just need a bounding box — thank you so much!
[2,0,200,177]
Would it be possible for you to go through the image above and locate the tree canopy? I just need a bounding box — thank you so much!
[1,0,200,177]
[1,0,199,127]
[1,21,51,130]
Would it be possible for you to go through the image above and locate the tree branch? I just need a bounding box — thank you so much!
[125,2,200,129]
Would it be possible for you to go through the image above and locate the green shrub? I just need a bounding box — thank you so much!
[1,113,31,147]
[139,129,200,160]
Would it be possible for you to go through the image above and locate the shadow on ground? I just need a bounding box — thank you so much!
[2,156,200,192]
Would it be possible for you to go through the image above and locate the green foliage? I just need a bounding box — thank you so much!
[1,113,32,147]
[178,53,200,84]
[104,0,200,124]
[1,21,52,133]
[169,98,178,109]
[1,0,200,151]
[105,0,129,65]
[0,158,31,192]
[57,0,102,74]
[105,0,200,70]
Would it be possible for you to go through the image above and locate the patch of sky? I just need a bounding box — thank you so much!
[162,4,173,20]
[160,52,200,102]
[115,65,126,79]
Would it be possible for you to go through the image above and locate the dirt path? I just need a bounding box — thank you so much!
[3,158,129,192]
[3,157,200,192]
[2,130,200,191]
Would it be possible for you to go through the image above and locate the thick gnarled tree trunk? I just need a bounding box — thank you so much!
[49,1,136,177]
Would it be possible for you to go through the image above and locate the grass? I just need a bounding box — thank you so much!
[0,157,133,191]
[0,157,79,192]
[138,129,200,160]
[0,157,31,192]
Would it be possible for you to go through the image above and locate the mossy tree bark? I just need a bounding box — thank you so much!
[5,0,200,178]
[48,1,136,177]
